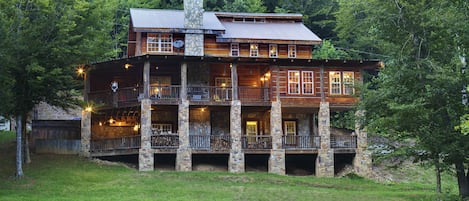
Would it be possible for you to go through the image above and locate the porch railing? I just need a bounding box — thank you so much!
[187,86,232,102]
[150,85,180,100]
[239,87,269,102]
[90,135,141,152]
[241,135,272,149]
[331,135,357,149]
[151,133,179,149]
[189,135,231,150]
[88,87,140,107]
[282,135,320,149]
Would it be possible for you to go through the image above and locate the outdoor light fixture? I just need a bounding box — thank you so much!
[111,81,119,92]
[124,63,132,69]
[84,106,93,112]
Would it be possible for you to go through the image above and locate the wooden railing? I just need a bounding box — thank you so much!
[187,86,232,102]
[241,135,272,149]
[88,87,140,107]
[91,135,141,152]
[282,135,320,149]
[331,135,357,149]
[151,133,179,149]
[189,135,231,150]
[239,87,270,102]
[150,85,180,100]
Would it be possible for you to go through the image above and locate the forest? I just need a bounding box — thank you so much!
[0,0,467,198]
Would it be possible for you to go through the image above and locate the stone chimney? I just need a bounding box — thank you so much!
[184,0,204,56]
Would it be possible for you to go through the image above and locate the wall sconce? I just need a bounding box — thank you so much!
[84,106,93,112]
[111,81,118,92]
[124,63,132,69]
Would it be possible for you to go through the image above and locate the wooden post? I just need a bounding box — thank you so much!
[231,63,238,100]
[320,66,325,102]
[136,32,142,56]
[180,63,187,100]
[143,60,150,99]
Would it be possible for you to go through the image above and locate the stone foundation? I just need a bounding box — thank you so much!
[80,110,91,158]
[176,148,192,171]
[316,148,334,177]
[139,148,154,171]
[353,149,372,176]
[229,150,245,173]
[268,149,285,175]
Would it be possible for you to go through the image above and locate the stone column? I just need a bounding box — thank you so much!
[80,110,91,158]
[229,100,244,173]
[353,110,372,177]
[316,102,334,177]
[176,62,192,171]
[269,100,285,175]
[139,98,154,171]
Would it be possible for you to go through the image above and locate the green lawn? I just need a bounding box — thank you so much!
[0,131,459,201]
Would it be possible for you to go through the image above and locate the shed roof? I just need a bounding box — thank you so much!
[130,8,225,31]
[218,21,321,44]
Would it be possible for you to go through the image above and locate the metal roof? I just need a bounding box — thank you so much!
[218,22,321,44]
[130,8,225,31]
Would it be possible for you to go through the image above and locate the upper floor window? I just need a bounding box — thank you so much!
[147,33,172,53]
[288,45,296,58]
[269,44,278,58]
[250,44,259,57]
[329,71,355,95]
[302,71,314,95]
[288,71,300,94]
[230,43,239,57]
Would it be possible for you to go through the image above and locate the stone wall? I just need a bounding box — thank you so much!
[211,111,230,135]
[282,113,311,136]
[189,108,210,135]
[34,102,81,120]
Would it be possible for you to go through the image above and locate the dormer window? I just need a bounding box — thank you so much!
[230,43,239,57]
[269,44,278,58]
[250,44,259,57]
[147,33,173,53]
[288,45,296,58]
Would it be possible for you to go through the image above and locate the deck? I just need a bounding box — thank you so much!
[90,134,357,157]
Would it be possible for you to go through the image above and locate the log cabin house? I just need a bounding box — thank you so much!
[80,0,379,176]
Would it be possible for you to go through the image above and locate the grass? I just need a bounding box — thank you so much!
[0,131,460,201]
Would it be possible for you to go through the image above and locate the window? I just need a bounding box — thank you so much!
[215,77,232,101]
[250,44,259,57]
[343,72,354,95]
[329,71,341,95]
[152,123,172,134]
[230,43,239,56]
[329,71,355,95]
[288,71,300,94]
[147,33,173,53]
[246,121,258,144]
[269,44,278,58]
[288,45,296,58]
[284,121,297,145]
[302,71,314,95]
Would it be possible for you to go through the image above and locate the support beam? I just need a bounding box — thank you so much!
[80,110,91,158]
[231,63,238,100]
[143,60,150,99]
[229,100,244,173]
[180,63,187,100]
[353,110,372,177]
[136,32,142,56]
[139,99,153,171]
[316,102,334,177]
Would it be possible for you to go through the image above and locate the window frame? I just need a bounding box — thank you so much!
[288,45,296,58]
[230,43,239,57]
[147,33,173,53]
[301,71,314,95]
[329,71,342,95]
[342,71,355,95]
[287,70,300,94]
[250,43,259,57]
[269,44,278,58]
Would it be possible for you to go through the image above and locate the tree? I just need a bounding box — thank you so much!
[313,40,349,59]
[336,0,469,197]
[0,0,115,178]
[223,0,267,13]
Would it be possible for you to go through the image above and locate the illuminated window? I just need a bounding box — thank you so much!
[343,72,354,95]
[147,33,172,53]
[288,71,300,94]
[302,71,314,95]
[250,44,259,57]
[230,43,239,57]
[329,71,341,95]
[246,121,258,144]
[288,45,296,58]
[284,121,297,145]
[269,44,278,58]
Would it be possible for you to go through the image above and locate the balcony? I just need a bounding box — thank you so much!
[330,135,357,149]
[241,135,272,150]
[189,135,231,151]
[282,135,320,150]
